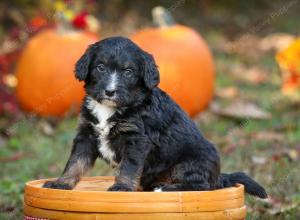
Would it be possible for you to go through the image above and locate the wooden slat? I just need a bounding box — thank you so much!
[24,204,247,220]
[24,195,244,213]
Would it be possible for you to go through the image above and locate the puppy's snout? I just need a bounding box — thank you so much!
[105,89,116,97]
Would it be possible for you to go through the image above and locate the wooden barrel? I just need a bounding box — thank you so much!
[24,176,246,220]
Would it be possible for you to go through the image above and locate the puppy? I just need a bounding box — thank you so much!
[43,37,267,198]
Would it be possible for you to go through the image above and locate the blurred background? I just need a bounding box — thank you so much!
[1,0,300,219]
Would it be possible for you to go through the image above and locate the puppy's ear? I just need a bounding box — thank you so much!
[143,52,160,89]
[75,47,93,81]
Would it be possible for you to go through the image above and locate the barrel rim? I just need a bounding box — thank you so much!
[24,176,245,213]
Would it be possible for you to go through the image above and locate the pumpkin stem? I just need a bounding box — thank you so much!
[152,6,176,28]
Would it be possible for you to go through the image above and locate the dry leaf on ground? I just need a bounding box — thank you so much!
[230,63,269,84]
[215,86,239,99]
[210,101,271,120]
[260,33,296,52]
[250,131,285,142]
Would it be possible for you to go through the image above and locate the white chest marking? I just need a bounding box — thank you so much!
[87,97,116,165]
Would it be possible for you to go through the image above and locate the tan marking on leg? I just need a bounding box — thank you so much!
[115,166,143,190]
[59,158,90,187]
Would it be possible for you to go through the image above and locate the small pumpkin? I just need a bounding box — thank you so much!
[15,29,98,116]
[132,7,215,116]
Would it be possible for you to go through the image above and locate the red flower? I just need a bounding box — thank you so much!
[30,16,48,31]
[72,11,88,29]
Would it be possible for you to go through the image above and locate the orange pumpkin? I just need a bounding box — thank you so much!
[132,7,214,116]
[15,29,98,116]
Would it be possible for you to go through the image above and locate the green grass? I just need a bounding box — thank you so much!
[1,46,300,219]
[1,6,300,220]
[0,118,113,219]
[199,34,300,219]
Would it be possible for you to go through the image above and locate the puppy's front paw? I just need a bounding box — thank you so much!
[43,180,73,190]
[107,183,134,191]
[160,185,177,191]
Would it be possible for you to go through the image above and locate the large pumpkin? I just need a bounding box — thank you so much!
[15,29,98,116]
[132,7,214,116]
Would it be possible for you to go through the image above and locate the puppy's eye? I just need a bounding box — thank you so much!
[97,64,106,72]
[124,69,133,78]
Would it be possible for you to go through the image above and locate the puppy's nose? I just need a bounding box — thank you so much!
[105,89,115,97]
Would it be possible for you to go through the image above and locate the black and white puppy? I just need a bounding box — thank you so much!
[43,37,267,198]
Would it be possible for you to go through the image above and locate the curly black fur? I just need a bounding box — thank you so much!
[43,37,267,198]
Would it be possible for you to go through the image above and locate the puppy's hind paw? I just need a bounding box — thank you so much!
[153,183,166,192]
[157,184,182,191]
[42,180,73,190]
[107,183,134,191]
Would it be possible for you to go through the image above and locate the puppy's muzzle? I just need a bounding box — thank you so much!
[105,89,115,97]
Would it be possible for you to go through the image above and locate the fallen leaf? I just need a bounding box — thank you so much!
[215,86,239,99]
[218,34,263,59]
[0,151,23,162]
[251,131,285,142]
[230,63,269,84]
[3,74,18,88]
[0,136,7,148]
[270,147,299,162]
[287,149,299,161]
[210,101,271,120]
[274,123,298,131]
[38,121,54,136]
[260,33,296,52]
[244,67,269,84]
[223,144,238,154]
[251,156,267,165]
[267,199,299,215]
